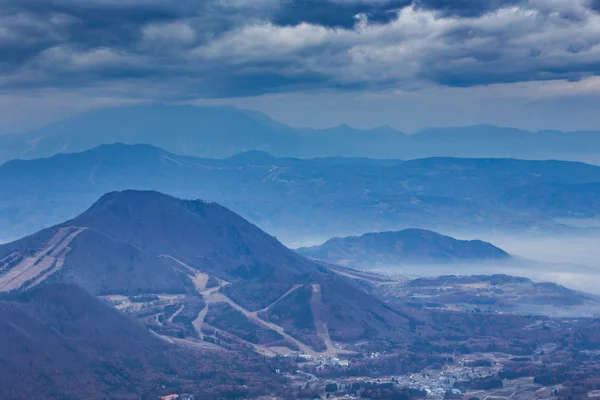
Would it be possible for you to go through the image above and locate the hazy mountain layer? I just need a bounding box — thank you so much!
[2,144,600,245]
[1,104,600,164]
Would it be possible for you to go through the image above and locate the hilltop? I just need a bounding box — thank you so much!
[297,229,510,269]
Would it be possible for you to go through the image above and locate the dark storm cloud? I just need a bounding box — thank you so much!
[272,0,521,28]
[272,0,410,28]
[415,0,522,16]
[1,0,600,98]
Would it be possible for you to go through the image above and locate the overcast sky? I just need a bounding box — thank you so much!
[2,0,600,133]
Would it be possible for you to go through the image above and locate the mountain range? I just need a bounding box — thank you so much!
[297,229,510,269]
[2,143,600,245]
[1,104,600,164]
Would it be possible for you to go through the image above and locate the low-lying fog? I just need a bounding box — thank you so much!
[286,228,600,295]
[470,234,600,295]
[373,258,600,295]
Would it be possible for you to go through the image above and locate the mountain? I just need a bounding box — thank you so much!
[0,190,317,295]
[3,144,600,245]
[297,229,510,269]
[0,283,288,399]
[0,190,413,353]
[1,104,600,164]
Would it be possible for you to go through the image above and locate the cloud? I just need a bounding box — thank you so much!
[1,0,600,99]
[141,21,197,45]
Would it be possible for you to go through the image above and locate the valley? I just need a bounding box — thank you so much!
[105,269,352,358]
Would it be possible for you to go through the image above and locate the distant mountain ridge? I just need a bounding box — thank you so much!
[3,143,600,245]
[297,229,510,269]
[1,103,600,164]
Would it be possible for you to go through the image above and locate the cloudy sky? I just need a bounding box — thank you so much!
[1,0,600,132]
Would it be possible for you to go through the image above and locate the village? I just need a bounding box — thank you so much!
[279,351,561,400]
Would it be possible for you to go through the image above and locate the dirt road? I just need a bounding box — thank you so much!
[159,255,209,292]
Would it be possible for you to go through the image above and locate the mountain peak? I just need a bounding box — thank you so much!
[88,189,179,207]
[67,190,318,286]
[81,189,197,222]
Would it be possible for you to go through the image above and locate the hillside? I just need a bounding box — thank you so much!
[0,190,412,355]
[0,283,288,399]
[3,144,600,245]
[501,181,600,218]
[297,229,510,269]
[1,104,600,164]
